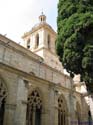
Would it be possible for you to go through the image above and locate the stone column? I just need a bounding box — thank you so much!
[4,103,16,125]
[54,107,58,125]
[80,96,88,124]
[68,91,76,125]
[48,85,55,125]
[14,77,28,125]
[54,91,58,125]
[48,85,59,125]
[41,107,49,125]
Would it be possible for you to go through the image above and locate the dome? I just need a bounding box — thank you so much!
[22,12,56,38]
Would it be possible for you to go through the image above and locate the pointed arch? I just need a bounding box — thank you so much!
[58,94,68,125]
[31,88,43,100]
[26,88,43,125]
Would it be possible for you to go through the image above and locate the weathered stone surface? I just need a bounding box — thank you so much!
[0,13,90,125]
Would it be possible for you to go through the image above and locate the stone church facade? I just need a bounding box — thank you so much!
[0,13,90,125]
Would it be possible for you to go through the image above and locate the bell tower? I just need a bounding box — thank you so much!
[22,13,63,72]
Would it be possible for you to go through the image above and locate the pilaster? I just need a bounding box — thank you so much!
[4,103,16,125]
[14,78,28,125]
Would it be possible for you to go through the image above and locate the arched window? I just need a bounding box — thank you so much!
[58,95,68,125]
[36,34,39,48]
[27,39,30,49]
[47,35,50,50]
[0,80,7,125]
[26,90,42,125]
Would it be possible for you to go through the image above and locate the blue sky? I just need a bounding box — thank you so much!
[0,0,58,43]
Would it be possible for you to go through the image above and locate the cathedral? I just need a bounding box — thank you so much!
[0,13,91,125]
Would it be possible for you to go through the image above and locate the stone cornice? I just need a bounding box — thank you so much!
[0,62,74,94]
[22,22,56,38]
[0,35,71,80]
[0,34,42,62]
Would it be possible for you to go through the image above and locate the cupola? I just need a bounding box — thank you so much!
[39,12,46,23]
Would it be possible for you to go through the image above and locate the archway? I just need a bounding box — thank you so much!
[0,79,7,125]
[58,94,68,125]
[26,89,42,125]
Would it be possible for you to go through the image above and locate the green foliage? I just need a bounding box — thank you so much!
[56,0,93,92]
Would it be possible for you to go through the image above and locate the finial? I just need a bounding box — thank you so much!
[41,9,43,15]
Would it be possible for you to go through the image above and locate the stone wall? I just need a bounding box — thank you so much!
[0,34,89,125]
[0,34,72,89]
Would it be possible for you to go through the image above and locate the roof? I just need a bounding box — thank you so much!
[22,21,56,38]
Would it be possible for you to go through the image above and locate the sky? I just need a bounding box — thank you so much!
[0,0,58,43]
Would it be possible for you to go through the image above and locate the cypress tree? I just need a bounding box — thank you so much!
[56,0,93,92]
